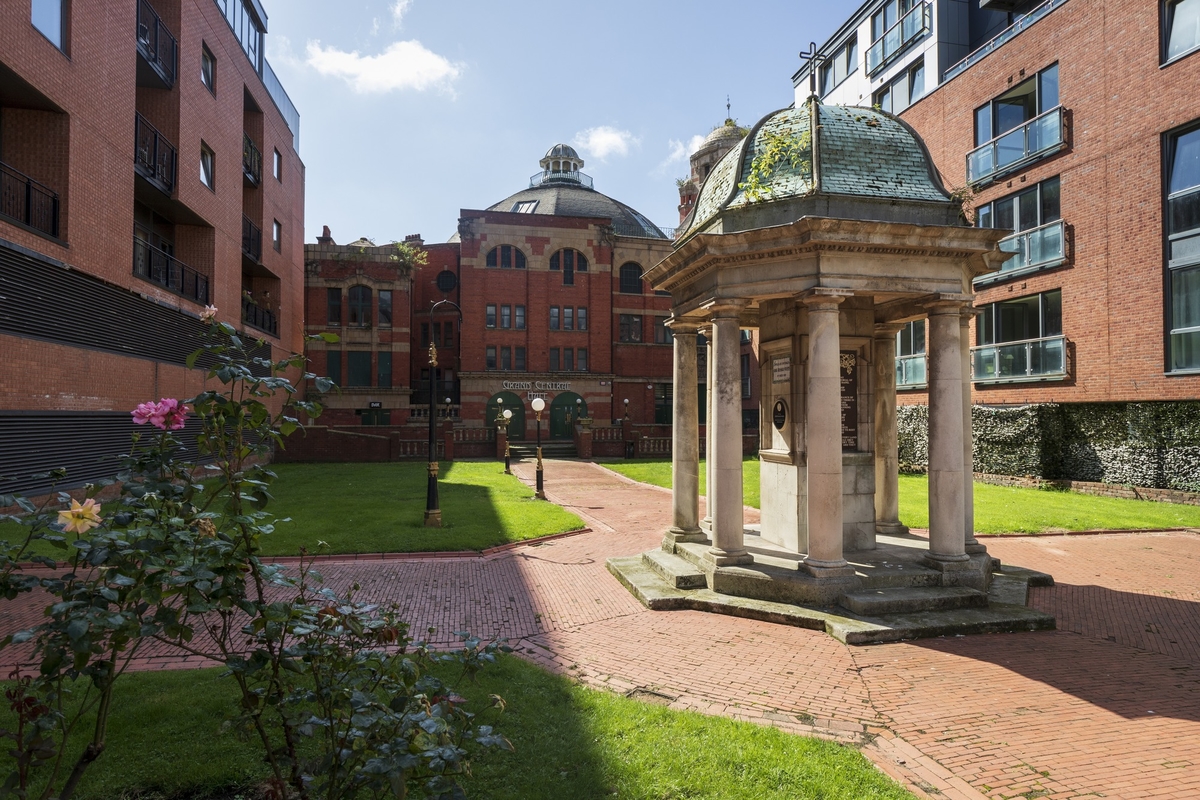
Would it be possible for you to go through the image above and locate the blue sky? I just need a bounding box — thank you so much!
[264,1,847,245]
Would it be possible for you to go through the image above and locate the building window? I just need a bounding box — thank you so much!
[420,323,430,347]
[273,148,282,180]
[873,59,925,114]
[378,351,393,388]
[515,346,526,371]
[216,0,264,72]
[564,349,574,371]
[550,307,560,330]
[1165,0,1200,63]
[272,220,281,252]
[654,317,671,344]
[31,0,65,50]
[549,348,559,371]
[577,348,587,372]
[326,350,341,386]
[819,35,858,97]
[515,305,526,329]
[485,245,527,269]
[441,321,453,347]
[976,176,1063,282]
[868,1,929,75]
[619,314,642,343]
[348,285,371,327]
[619,263,643,294]
[486,346,497,370]
[1168,124,1200,371]
[486,304,497,328]
[577,307,587,331]
[896,320,927,388]
[200,143,215,189]
[969,64,1062,185]
[550,249,588,285]
[378,290,392,327]
[741,353,752,398]
[563,307,574,330]
[654,384,672,425]
[501,346,512,371]
[973,290,1066,383]
[201,44,216,93]
[512,200,538,213]
[327,288,342,326]
[501,305,511,329]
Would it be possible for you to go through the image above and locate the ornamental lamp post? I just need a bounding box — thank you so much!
[502,409,513,474]
[424,339,441,528]
[574,397,582,425]
[531,396,546,499]
[623,398,630,419]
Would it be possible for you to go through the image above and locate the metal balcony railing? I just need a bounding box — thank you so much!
[242,214,262,262]
[971,334,1068,383]
[977,219,1066,284]
[136,0,177,88]
[242,133,262,185]
[895,353,927,388]
[133,235,209,304]
[134,113,177,195]
[0,160,59,238]
[867,2,931,75]
[967,106,1066,185]
[263,60,301,151]
[529,170,594,189]
[944,0,1070,82]
[241,297,278,336]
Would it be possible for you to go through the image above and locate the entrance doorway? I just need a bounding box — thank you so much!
[549,392,588,439]
[485,391,526,440]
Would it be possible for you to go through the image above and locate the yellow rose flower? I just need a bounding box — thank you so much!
[57,498,102,535]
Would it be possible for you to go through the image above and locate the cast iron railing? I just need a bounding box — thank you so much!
[867,2,930,75]
[971,334,1067,383]
[0,160,59,238]
[133,234,209,304]
[529,170,594,189]
[241,297,278,336]
[136,0,177,87]
[242,133,262,185]
[967,106,1065,185]
[134,112,177,194]
[242,214,262,261]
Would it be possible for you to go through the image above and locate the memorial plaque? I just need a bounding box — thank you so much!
[840,351,858,451]
[772,356,791,384]
[772,400,787,431]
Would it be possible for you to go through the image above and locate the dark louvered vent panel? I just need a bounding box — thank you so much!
[0,245,273,371]
[0,412,205,497]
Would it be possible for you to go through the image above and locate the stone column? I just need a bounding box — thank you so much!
[704,304,751,567]
[701,327,714,533]
[925,299,970,565]
[801,292,855,577]
[665,320,705,548]
[961,308,985,554]
[873,322,908,536]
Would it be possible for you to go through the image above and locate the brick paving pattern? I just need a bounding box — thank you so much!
[1,459,1197,799]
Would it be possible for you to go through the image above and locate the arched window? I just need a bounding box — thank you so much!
[549,249,588,285]
[485,245,526,269]
[348,285,371,326]
[619,263,643,294]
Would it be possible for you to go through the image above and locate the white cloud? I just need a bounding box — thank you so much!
[572,126,639,161]
[305,39,462,94]
[269,34,303,69]
[654,134,706,176]
[391,0,413,26]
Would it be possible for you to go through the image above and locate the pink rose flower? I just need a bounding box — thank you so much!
[131,398,191,431]
[200,305,218,323]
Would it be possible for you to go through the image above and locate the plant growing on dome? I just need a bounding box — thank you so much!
[738,127,813,204]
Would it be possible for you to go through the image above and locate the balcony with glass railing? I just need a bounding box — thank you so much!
[0,160,59,239]
[976,219,1066,285]
[967,106,1066,186]
[867,2,931,75]
[134,113,177,195]
[133,234,209,304]
[895,353,928,388]
[971,334,1067,383]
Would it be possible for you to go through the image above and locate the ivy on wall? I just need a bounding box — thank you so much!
[897,401,1200,492]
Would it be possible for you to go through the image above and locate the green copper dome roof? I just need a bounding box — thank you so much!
[679,101,957,242]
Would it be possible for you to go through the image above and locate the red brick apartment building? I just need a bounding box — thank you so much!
[0,0,304,496]
[794,0,1200,489]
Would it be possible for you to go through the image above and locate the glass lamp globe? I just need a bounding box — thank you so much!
[531,398,546,412]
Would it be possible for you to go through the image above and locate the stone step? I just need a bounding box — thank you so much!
[839,586,989,616]
[643,549,708,590]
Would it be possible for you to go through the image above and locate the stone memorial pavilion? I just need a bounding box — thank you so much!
[609,101,1055,643]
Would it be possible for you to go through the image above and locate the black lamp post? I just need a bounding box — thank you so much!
[502,409,513,474]
[424,298,462,528]
[532,397,546,499]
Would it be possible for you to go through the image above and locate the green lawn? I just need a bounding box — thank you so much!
[0,657,913,800]
[1,462,585,559]
[602,459,1200,534]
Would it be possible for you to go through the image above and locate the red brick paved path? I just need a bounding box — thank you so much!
[2,460,1198,800]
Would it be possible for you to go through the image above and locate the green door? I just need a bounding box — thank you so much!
[485,391,525,440]
[549,393,587,439]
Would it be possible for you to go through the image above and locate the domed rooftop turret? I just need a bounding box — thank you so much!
[678,100,959,244]
[484,145,669,240]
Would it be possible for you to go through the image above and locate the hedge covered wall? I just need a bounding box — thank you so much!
[897,401,1200,492]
